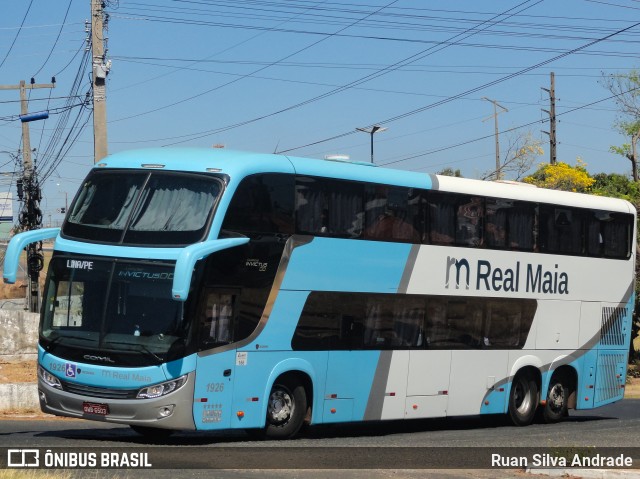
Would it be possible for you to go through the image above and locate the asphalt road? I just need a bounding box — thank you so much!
[1,399,639,478]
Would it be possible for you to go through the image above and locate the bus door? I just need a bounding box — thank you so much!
[192,290,237,430]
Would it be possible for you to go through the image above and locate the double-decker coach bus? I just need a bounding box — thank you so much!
[3,148,635,439]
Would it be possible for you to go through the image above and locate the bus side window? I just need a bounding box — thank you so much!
[222,174,295,235]
[424,298,448,347]
[456,196,483,246]
[603,213,632,259]
[392,298,425,348]
[586,210,605,256]
[296,177,364,239]
[364,185,421,243]
[427,193,455,245]
[484,300,531,349]
[485,199,508,248]
[199,292,234,348]
[539,206,583,255]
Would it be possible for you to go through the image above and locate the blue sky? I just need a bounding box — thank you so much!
[0,0,639,223]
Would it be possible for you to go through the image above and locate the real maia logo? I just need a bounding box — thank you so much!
[445,256,569,295]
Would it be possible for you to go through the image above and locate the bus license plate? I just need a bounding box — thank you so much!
[83,402,109,416]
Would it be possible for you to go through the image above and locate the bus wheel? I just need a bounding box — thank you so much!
[130,425,174,439]
[508,371,539,426]
[265,378,307,439]
[542,373,569,423]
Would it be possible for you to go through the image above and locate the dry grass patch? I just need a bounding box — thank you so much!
[0,359,37,384]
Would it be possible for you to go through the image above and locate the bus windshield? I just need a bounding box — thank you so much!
[63,170,222,245]
[41,256,191,366]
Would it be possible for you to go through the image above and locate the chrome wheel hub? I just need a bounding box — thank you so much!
[268,388,293,424]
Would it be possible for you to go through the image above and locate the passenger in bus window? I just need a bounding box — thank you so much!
[485,221,506,248]
[365,186,420,242]
[456,197,483,246]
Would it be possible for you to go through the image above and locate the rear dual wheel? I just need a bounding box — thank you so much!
[542,373,569,423]
[508,372,539,426]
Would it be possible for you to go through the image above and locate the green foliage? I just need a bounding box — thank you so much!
[591,172,640,205]
[438,167,462,177]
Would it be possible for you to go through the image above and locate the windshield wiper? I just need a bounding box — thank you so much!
[43,334,93,351]
[104,341,163,364]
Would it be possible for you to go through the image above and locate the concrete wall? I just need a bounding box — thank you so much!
[0,308,39,411]
[0,309,39,360]
[0,383,38,411]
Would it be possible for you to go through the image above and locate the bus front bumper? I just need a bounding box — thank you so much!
[38,371,197,431]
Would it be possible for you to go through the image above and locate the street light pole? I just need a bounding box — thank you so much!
[356,125,387,163]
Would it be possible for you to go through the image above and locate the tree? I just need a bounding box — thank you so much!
[438,167,462,177]
[609,122,640,182]
[591,172,640,205]
[602,70,640,181]
[481,131,543,181]
[523,159,595,192]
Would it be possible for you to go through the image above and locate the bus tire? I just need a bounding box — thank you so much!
[542,373,569,423]
[130,425,174,439]
[508,371,539,426]
[264,378,307,439]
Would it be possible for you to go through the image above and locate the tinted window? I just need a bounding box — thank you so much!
[293,292,536,351]
[539,206,584,255]
[427,193,483,246]
[485,199,536,251]
[427,193,456,245]
[295,177,364,238]
[64,170,221,246]
[364,185,422,242]
[65,171,147,243]
[602,212,632,258]
[123,174,220,245]
[222,174,294,235]
[196,287,264,351]
[455,196,483,246]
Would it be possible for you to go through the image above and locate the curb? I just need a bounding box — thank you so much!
[0,382,39,411]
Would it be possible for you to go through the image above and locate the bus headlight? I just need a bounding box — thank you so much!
[136,375,187,399]
[38,366,62,390]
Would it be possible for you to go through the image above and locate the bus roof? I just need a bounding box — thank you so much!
[97,148,635,214]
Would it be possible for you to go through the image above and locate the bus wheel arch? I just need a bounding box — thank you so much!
[508,366,541,427]
[264,371,313,439]
[542,366,577,423]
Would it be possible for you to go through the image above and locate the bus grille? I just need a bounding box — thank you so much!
[594,352,625,406]
[600,307,626,346]
[61,380,139,400]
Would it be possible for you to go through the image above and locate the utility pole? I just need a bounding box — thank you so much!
[0,79,55,312]
[482,97,508,180]
[541,72,557,165]
[91,0,110,163]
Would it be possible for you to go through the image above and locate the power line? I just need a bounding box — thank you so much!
[110,0,338,93]
[380,87,640,168]
[146,0,541,145]
[0,0,34,72]
[111,0,401,123]
[32,0,74,78]
[277,19,640,155]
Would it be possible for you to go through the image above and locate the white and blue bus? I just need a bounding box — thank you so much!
[4,148,636,438]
